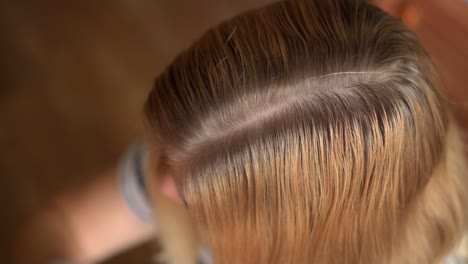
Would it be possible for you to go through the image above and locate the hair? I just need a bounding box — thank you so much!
[145,0,468,263]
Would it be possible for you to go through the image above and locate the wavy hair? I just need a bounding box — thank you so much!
[145,0,468,263]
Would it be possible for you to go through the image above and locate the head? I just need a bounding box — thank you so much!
[145,0,468,263]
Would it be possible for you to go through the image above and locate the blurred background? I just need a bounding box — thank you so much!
[1,0,467,263]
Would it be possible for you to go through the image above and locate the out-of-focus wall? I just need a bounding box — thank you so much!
[0,1,154,261]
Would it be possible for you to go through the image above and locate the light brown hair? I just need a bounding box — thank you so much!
[145,0,468,263]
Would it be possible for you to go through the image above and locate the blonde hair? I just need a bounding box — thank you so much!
[145,0,468,263]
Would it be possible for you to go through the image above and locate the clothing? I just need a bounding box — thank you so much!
[446,255,467,264]
[117,143,153,222]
